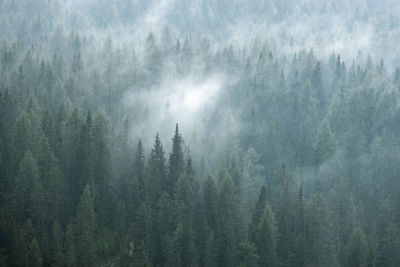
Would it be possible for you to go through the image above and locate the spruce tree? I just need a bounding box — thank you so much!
[344,228,369,267]
[27,238,43,267]
[147,134,166,206]
[75,184,96,267]
[169,124,184,195]
[250,186,278,267]
[276,163,292,266]
[13,150,39,221]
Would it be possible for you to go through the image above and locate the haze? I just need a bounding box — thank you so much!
[0,1,400,266]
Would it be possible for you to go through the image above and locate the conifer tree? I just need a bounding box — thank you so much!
[292,185,307,267]
[75,184,96,267]
[203,231,218,267]
[13,151,39,221]
[169,124,184,195]
[344,228,369,267]
[63,223,76,267]
[147,134,166,206]
[51,221,63,266]
[250,186,278,267]
[276,163,292,266]
[237,241,259,267]
[27,238,43,267]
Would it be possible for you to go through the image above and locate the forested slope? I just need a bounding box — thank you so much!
[1,0,400,266]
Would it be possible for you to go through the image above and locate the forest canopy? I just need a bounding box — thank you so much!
[1,0,400,266]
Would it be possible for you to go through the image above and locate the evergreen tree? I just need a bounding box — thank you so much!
[63,223,76,267]
[311,61,325,113]
[344,228,369,267]
[292,185,307,267]
[306,193,336,266]
[202,176,218,231]
[237,241,260,267]
[92,111,113,227]
[131,240,151,267]
[276,164,292,266]
[217,175,237,267]
[203,231,218,267]
[170,223,197,267]
[147,134,166,206]
[75,184,96,267]
[134,139,145,197]
[169,124,184,195]
[13,150,39,221]
[375,200,400,267]
[133,203,153,255]
[11,112,33,174]
[27,238,43,267]
[50,221,63,266]
[250,186,278,267]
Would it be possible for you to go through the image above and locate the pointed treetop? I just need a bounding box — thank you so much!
[86,110,92,125]
[257,185,267,208]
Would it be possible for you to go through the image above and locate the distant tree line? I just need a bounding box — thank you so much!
[1,1,400,266]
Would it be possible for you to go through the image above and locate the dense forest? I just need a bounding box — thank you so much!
[1,0,400,266]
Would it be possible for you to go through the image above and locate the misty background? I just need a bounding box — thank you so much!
[1,0,400,266]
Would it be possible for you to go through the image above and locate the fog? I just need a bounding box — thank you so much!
[1,1,400,266]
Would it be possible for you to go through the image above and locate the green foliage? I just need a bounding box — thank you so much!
[75,184,96,266]
[1,6,400,266]
[344,228,369,267]
[27,238,43,267]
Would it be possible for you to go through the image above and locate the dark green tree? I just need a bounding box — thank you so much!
[344,228,369,267]
[13,151,39,221]
[75,184,96,267]
[27,238,43,267]
[250,186,278,267]
[147,134,166,206]
[169,124,184,195]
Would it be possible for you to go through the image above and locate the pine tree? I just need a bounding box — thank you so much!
[92,111,112,227]
[131,240,151,267]
[311,61,325,113]
[292,185,307,267]
[133,203,153,254]
[375,200,400,267]
[170,223,197,267]
[203,231,218,267]
[54,104,66,159]
[63,223,76,267]
[169,124,184,195]
[250,185,268,239]
[134,139,145,199]
[11,112,33,174]
[344,228,369,267]
[147,134,166,206]
[13,150,39,221]
[27,238,43,267]
[11,219,35,266]
[51,221,63,266]
[29,167,46,230]
[250,186,278,267]
[202,176,218,231]
[36,135,64,223]
[76,111,94,192]
[41,110,55,148]
[217,175,237,267]
[75,184,96,267]
[306,193,336,266]
[276,163,292,266]
[63,108,83,206]
[237,241,260,267]
[313,119,335,167]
